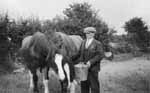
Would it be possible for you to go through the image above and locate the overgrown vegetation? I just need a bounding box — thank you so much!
[1,3,150,72]
[124,17,150,53]
[0,14,15,73]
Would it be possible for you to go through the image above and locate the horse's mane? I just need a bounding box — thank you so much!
[53,32,83,57]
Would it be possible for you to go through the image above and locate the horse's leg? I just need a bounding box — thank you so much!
[43,67,49,93]
[29,69,39,93]
[64,63,71,89]
[29,70,34,89]
[64,63,78,93]
[60,80,68,93]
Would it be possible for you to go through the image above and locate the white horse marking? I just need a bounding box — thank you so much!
[69,80,78,93]
[29,71,34,88]
[55,54,65,80]
[64,63,71,88]
[43,78,49,93]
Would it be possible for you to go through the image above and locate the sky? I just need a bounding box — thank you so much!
[0,0,150,35]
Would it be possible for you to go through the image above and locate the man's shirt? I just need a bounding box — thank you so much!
[85,38,94,48]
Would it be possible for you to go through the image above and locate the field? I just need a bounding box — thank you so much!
[1,54,150,93]
[100,56,150,93]
[0,70,61,93]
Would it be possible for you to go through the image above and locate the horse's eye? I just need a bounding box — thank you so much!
[60,44,64,48]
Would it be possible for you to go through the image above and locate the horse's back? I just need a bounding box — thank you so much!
[21,32,52,59]
[21,36,32,50]
[31,32,50,49]
[69,35,83,50]
[21,32,45,49]
[55,32,83,49]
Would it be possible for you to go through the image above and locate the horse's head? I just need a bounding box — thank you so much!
[49,32,81,91]
[52,32,68,57]
[54,54,65,80]
[53,53,75,92]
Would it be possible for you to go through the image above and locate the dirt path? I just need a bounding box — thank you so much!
[99,58,150,93]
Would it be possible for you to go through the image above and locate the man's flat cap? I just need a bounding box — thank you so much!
[84,27,96,33]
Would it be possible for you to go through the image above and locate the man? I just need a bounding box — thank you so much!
[72,27,104,93]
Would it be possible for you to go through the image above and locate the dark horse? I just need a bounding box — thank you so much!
[19,32,59,93]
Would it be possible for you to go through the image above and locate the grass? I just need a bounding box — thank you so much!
[0,72,29,93]
[1,53,150,93]
[100,57,150,93]
[0,71,61,93]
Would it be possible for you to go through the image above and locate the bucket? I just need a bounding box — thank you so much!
[74,63,89,81]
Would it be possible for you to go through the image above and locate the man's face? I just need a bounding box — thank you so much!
[85,32,95,39]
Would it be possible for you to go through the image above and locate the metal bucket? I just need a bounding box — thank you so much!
[74,63,89,81]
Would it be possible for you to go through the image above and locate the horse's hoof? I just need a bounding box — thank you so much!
[29,88,39,93]
[34,91,39,93]
[29,88,34,93]
[34,89,39,93]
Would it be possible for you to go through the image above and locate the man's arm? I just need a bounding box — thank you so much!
[88,42,104,66]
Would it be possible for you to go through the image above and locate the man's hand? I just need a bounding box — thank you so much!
[86,61,91,68]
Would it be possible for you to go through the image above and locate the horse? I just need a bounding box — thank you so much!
[19,31,81,93]
[19,32,58,93]
[49,32,83,92]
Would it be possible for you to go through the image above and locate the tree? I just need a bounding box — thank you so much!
[124,17,150,52]
[53,2,109,48]
[0,13,15,72]
[0,14,10,61]
[8,17,42,47]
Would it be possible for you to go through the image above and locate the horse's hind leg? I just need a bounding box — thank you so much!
[42,67,50,93]
[29,69,39,93]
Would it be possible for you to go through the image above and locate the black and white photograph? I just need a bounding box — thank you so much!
[0,0,150,93]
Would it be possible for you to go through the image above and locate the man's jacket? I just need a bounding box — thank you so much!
[72,39,104,72]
